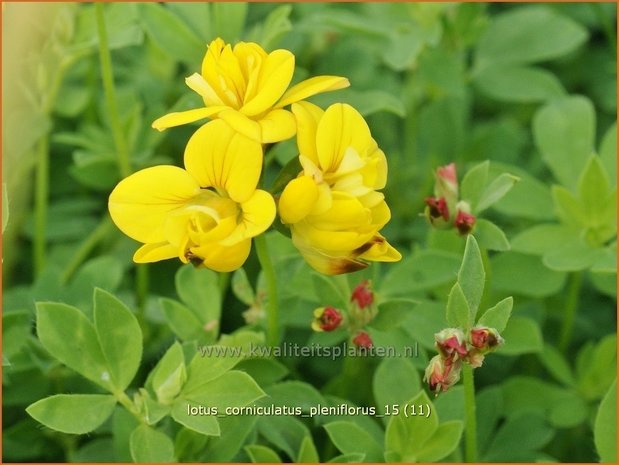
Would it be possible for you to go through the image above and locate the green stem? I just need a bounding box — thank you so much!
[559,272,582,352]
[463,364,477,463]
[254,235,279,347]
[60,217,113,284]
[34,137,50,277]
[135,264,149,314]
[115,390,146,424]
[95,3,131,178]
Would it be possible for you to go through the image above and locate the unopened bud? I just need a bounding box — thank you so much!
[424,196,450,224]
[434,328,468,360]
[351,280,374,309]
[455,209,476,235]
[312,306,343,332]
[435,163,458,199]
[466,350,485,368]
[470,326,503,352]
[424,355,462,394]
[352,331,373,349]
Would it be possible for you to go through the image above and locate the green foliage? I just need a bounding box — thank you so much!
[4,2,616,463]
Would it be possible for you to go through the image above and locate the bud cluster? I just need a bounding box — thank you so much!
[424,163,476,235]
[311,280,378,350]
[424,326,503,394]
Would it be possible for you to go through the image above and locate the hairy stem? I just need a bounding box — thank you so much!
[463,364,478,463]
[254,235,280,347]
[95,3,131,178]
[559,272,582,352]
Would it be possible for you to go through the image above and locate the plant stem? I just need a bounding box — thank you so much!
[254,234,280,347]
[95,3,131,178]
[33,136,50,277]
[135,264,149,314]
[115,390,145,424]
[463,364,478,463]
[559,272,582,352]
[60,217,113,284]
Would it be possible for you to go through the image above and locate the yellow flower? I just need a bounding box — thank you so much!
[278,102,401,275]
[108,120,275,272]
[152,37,350,143]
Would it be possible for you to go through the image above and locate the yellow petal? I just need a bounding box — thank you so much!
[293,240,368,275]
[277,76,350,108]
[279,175,319,224]
[191,239,251,272]
[185,73,225,106]
[316,103,374,173]
[241,49,294,116]
[360,148,388,190]
[259,109,296,143]
[292,102,324,165]
[152,106,226,131]
[108,166,199,243]
[358,235,402,262]
[217,109,262,142]
[184,120,262,203]
[221,190,276,245]
[133,242,178,263]
[294,221,372,253]
[309,193,371,231]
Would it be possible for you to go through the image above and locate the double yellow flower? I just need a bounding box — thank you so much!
[109,38,400,274]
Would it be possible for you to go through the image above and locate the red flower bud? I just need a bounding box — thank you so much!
[435,163,459,204]
[424,355,462,394]
[351,280,374,309]
[425,196,450,222]
[352,331,373,349]
[470,326,503,352]
[455,210,476,235]
[312,307,343,332]
[437,163,457,187]
[435,328,468,360]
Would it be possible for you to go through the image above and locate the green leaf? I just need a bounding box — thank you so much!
[498,317,543,355]
[476,6,587,67]
[457,235,485,315]
[577,334,616,401]
[245,445,282,463]
[151,342,186,404]
[446,283,471,330]
[2,182,8,233]
[578,156,615,234]
[328,453,367,463]
[36,302,111,390]
[130,424,175,463]
[297,435,320,463]
[93,289,142,391]
[534,96,596,190]
[27,394,116,434]
[212,2,247,42]
[476,173,520,213]
[385,390,438,462]
[261,381,324,411]
[160,298,204,341]
[492,252,567,297]
[594,379,617,463]
[542,239,603,272]
[311,88,406,118]
[474,219,510,252]
[539,344,575,387]
[176,265,221,332]
[483,413,553,461]
[139,3,204,65]
[167,3,212,41]
[248,5,292,51]
[171,400,220,436]
[3,311,31,359]
[312,274,348,309]
[474,65,564,103]
[416,420,463,462]
[257,415,310,459]
[477,297,512,332]
[184,370,265,409]
[600,123,617,186]
[232,268,255,306]
[324,421,383,462]
[183,349,243,395]
[511,224,579,256]
[235,358,288,388]
[373,358,421,418]
[460,161,489,210]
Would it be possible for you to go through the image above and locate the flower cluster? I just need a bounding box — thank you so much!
[108,38,400,274]
[424,326,503,394]
[311,280,378,349]
[424,163,476,235]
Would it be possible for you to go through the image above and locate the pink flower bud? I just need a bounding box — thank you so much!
[424,355,462,394]
[425,196,450,223]
[434,328,468,360]
[435,163,458,203]
[455,210,476,235]
[352,331,373,349]
[351,280,374,309]
[312,306,343,332]
[470,326,503,352]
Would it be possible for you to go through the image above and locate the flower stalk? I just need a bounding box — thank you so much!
[462,363,478,463]
[254,234,280,347]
